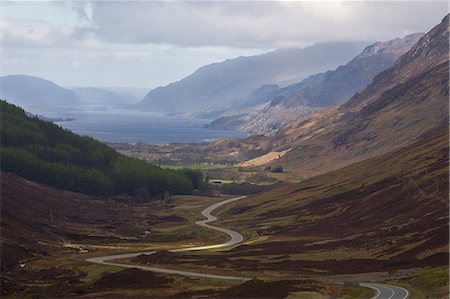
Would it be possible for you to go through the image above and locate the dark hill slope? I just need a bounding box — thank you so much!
[215,129,448,277]
[0,172,198,295]
[0,172,130,276]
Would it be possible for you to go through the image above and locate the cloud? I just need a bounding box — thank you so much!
[1,1,448,88]
[1,34,267,88]
[77,1,448,48]
[3,1,447,49]
[1,18,75,47]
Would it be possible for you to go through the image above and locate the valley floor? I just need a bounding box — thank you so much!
[2,132,449,299]
[1,129,448,299]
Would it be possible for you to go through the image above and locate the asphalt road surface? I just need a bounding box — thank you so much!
[360,282,409,299]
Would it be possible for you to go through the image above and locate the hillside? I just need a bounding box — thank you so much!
[0,100,194,197]
[206,33,424,135]
[222,130,449,254]
[0,172,133,277]
[0,75,82,109]
[208,129,448,296]
[134,42,367,113]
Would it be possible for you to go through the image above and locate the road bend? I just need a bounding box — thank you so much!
[359,282,409,299]
[86,195,251,281]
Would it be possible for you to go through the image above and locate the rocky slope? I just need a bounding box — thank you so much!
[133,42,367,114]
[206,33,423,135]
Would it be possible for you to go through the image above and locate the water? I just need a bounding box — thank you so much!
[49,110,247,145]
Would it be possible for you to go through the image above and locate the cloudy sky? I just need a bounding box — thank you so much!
[1,1,447,89]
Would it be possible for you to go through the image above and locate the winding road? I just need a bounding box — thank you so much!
[86,195,251,281]
[86,195,409,297]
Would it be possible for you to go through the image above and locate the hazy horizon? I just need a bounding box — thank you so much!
[1,1,447,89]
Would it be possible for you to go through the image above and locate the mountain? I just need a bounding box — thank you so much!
[206,33,424,135]
[200,15,449,176]
[72,87,138,108]
[273,32,425,108]
[134,42,368,113]
[0,75,142,110]
[0,75,82,109]
[236,14,449,176]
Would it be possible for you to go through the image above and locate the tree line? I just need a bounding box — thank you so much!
[0,100,201,198]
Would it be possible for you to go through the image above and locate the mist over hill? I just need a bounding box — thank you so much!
[206,33,424,135]
[0,75,82,109]
[0,75,147,113]
[133,42,368,114]
[72,87,139,108]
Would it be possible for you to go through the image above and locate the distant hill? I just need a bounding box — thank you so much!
[134,42,368,113]
[72,87,138,107]
[206,33,424,135]
[0,75,82,108]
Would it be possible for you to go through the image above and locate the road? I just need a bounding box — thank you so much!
[86,195,251,281]
[87,195,410,297]
[360,283,409,299]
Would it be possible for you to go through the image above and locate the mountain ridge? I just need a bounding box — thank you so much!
[264,14,449,175]
[205,32,424,135]
[133,42,368,113]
